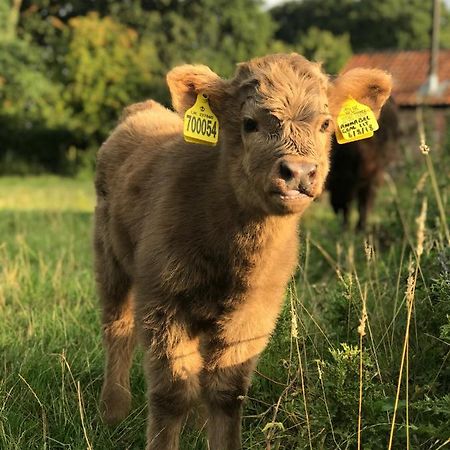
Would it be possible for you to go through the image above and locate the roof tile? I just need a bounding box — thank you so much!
[341,50,450,106]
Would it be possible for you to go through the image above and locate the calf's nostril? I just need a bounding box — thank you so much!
[279,161,294,182]
[308,168,317,182]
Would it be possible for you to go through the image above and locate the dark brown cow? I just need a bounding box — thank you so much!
[326,98,400,230]
[93,53,391,449]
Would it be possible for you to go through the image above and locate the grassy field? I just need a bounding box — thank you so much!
[1,148,449,449]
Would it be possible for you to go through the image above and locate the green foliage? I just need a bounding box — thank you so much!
[169,0,276,76]
[440,314,450,341]
[65,12,159,139]
[271,0,450,52]
[116,0,278,77]
[0,39,67,125]
[314,344,388,448]
[294,27,352,74]
[0,2,10,34]
[0,39,75,173]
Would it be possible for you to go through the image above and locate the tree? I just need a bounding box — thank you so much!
[125,0,278,77]
[0,39,74,173]
[65,12,161,139]
[271,0,450,52]
[294,27,352,74]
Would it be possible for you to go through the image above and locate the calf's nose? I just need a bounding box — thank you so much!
[278,160,317,196]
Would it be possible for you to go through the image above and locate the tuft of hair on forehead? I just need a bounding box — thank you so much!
[232,53,329,123]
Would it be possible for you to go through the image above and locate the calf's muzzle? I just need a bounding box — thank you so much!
[278,159,317,197]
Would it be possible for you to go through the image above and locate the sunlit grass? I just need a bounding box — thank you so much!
[0,176,94,212]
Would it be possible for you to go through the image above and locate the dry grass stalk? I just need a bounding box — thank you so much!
[364,240,373,263]
[414,171,428,194]
[388,197,427,450]
[289,290,313,450]
[416,107,449,245]
[315,360,341,449]
[415,198,427,259]
[357,285,368,450]
[435,437,450,450]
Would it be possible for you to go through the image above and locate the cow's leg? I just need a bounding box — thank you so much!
[202,358,257,450]
[143,322,202,450]
[329,190,351,229]
[357,183,375,231]
[342,203,350,228]
[96,241,136,425]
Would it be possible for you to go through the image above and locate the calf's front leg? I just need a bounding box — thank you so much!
[143,321,203,450]
[202,358,257,450]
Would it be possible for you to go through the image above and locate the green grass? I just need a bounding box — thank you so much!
[1,149,449,450]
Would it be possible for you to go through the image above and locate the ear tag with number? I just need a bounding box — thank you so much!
[336,98,379,144]
[184,93,219,146]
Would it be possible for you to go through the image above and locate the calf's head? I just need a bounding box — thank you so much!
[167,53,391,216]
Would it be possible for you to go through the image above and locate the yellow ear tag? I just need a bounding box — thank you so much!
[183,94,219,146]
[336,98,379,144]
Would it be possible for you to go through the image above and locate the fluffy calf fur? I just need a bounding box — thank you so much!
[327,98,400,230]
[94,53,392,449]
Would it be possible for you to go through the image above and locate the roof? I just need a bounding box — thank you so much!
[341,50,450,106]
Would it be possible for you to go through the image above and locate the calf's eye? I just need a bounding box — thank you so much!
[243,118,258,133]
[320,119,331,132]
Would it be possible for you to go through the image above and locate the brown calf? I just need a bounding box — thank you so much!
[94,53,391,449]
[326,98,400,230]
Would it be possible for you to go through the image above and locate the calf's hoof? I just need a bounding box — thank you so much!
[100,383,131,425]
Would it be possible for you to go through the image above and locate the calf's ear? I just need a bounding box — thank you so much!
[166,64,226,115]
[328,68,392,120]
